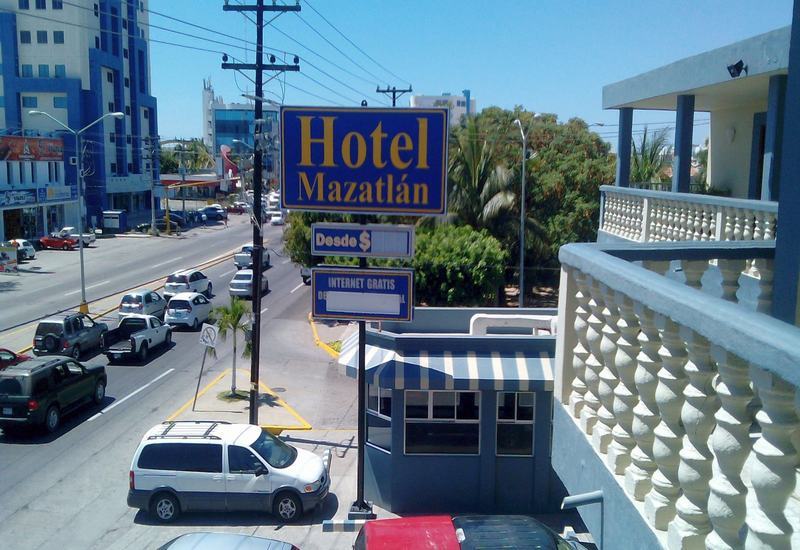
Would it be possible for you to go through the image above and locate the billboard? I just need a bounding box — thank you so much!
[0,136,64,162]
[281,107,448,215]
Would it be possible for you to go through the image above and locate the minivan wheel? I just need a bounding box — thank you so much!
[273,492,301,522]
[71,345,81,360]
[151,492,180,523]
[93,380,106,404]
[44,405,60,433]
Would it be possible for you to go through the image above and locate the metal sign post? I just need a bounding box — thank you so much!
[192,323,219,411]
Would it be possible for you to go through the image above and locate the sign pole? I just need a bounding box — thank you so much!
[192,347,208,412]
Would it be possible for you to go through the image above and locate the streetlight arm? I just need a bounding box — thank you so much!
[28,110,75,136]
[77,112,124,136]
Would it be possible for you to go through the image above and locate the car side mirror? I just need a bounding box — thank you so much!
[254,466,268,477]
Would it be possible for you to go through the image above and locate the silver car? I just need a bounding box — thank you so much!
[118,290,167,319]
[228,269,269,299]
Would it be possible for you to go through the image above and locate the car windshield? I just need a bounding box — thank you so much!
[35,321,63,336]
[0,375,27,396]
[121,295,143,305]
[168,300,191,310]
[241,246,253,254]
[250,430,297,468]
[233,273,252,281]
[166,275,188,284]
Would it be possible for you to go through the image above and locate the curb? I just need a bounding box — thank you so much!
[322,519,366,533]
[307,312,340,359]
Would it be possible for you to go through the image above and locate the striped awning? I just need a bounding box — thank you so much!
[338,333,553,391]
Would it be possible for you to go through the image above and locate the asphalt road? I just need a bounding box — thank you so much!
[0,219,360,549]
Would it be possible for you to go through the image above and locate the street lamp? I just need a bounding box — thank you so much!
[29,110,124,314]
[513,118,528,308]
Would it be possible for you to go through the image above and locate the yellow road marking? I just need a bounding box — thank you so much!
[165,369,228,422]
[258,376,312,431]
[307,313,340,359]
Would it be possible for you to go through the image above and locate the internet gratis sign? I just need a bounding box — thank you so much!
[281,107,448,215]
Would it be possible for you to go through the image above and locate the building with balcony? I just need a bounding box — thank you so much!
[551,9,800,550]
[0,0,159,229]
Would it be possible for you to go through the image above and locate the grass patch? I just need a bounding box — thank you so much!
[216,389,250,402]
[327,340,342,352]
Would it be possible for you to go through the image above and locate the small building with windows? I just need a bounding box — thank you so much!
[338,307,558,514]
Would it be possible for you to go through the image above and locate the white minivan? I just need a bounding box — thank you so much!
[128,421,330,523]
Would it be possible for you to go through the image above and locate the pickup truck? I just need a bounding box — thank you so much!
[102,315,171,363]
[59,226,96,246]
[234,244,271,271]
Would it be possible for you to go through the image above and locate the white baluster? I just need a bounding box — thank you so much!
[763,213,775,241]
[645,316,688,530]
[706,349,754,550]
[701,207,712,242]
[754,259,774,314]
[570,271,591,418]
[718,259,747,303]
[594,283,620,453]
[607,292,640,474]
[580,275,603,435]
[635,197,644,241]
[681,259,706,290]
[679,205,689,241]
[667,329,719,550]
[753,212,764,241]
[742,211,753,242]
[733,209,743,241]
[744,367,799,550]
[626,304,662,500]
[723,207,735,241]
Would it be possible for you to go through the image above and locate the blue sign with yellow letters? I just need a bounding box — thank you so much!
[281,107,448,215]
[312,267,414,322]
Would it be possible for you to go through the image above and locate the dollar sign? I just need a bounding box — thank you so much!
[359,230,371,252]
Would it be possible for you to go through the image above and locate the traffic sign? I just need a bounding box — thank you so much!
[312,267,414,322]
[199,323,219,348]
[312,223,414,258]
[281,107,448,216]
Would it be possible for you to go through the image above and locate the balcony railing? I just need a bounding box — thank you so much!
[554,240,799,549]
[600,185,778,243]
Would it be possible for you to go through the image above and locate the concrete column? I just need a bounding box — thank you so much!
[761,75,787,201]
[672,95,695,193]
[773,1,800,324]
[0,210,5,241]
[616,108,633,187]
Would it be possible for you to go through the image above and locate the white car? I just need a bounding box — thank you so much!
[164,292,213,331]
[60,226,95,246]
[164,269,212,300]
[228,269,269,298]
[118,290,167,319]
[127,421,330,523]
[10,239,35,260]
[270,213,285,226]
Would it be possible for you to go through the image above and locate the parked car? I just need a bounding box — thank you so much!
[199,206,227,221]
[59,226,95,246]
[32,313,108,359]
[103,315,172,363]
[270,213,285,226]
[163,269,212,300]
[10,239,36,260]
[353,515,587,550]
[39,233,78,250]
[164,292,213,330]
[118,290,167,319]
[300,267,311,285]
[163,212,185,227]
[226,203,247,214]
[127,421,330,523]
[157,533,298,550]
[228,269,269,299]
[0,356,106,433]
[234,244,271,270]
[0,349,30,370]
[135,220,181,233]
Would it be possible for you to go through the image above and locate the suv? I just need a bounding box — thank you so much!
[0,356,106,433]
[164,269,212,300]
[128,421,330,523]
[33,313,108,359]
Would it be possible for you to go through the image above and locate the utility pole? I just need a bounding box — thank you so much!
[222,0,299,426]
[376,85,413,107]
[143,136,158,236]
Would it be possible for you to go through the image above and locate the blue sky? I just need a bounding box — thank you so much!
[150,1,794,146]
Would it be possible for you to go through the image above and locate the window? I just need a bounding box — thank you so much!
[35,0,45,8]
[0,96,4,108]
[123,48,128,59]
[228,446,264,473]
[496,392,535,456]
[126,135,131,144]
[367,384,392,451]
[53,96,67,109]
[19,0,30,9]
[405,390,480,455]
[20,31,31,44]
[107,101,114,112]
[109,133,115,143]
[143,109,149,119]
[22,96,37,108]
[124,77,129,88]
[110,163,117,174]
[127,163,133,172]
[94,36,100,49]
[93,3,98,16]
[38,64,49,78]
[137,443,223,473]
[53,30,64,44]
[106,72,113,83]
[125,106,131,115]
[122,19,127,29]
[52,0,63,8]
[37,30,47,44]
[54,64,65,78]
[21,64,33,77]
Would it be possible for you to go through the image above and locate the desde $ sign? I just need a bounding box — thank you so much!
[281,107,448,215]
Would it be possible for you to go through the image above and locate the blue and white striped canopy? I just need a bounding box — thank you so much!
[338,333,553,391]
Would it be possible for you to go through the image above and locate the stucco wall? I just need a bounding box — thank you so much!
[709,104,764,197]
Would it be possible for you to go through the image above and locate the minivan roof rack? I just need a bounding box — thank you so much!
[148,420,232,441]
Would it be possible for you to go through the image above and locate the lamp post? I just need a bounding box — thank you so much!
[513,118,528,308]
[29,110,124,314]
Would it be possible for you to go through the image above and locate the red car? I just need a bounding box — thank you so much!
[40,233,78,250]
[0,348,30,370]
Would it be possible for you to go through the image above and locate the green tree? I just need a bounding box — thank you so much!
[631,126,670,183]
[209,297,252,396]
[159,149,178,173]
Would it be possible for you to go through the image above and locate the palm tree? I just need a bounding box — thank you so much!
[210,297,252,396]
[631,126,670,184]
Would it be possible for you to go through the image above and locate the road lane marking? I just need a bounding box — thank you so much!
[219,269,235,278]
[166,369,227,421]
[290,282,305,294]
[88,368,175,421]
[64,280,110,296]
[151,256,184,268]
[261,307,269,315]
[281,259,291,264]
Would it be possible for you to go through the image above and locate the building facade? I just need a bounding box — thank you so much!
[410,92,477,127]
[0,0,159,230]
